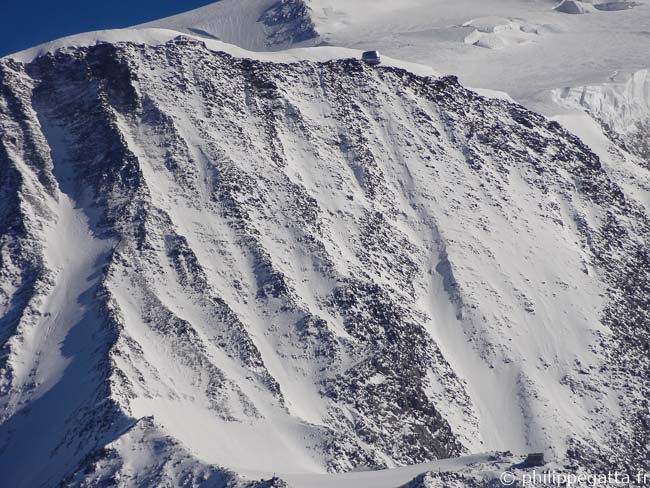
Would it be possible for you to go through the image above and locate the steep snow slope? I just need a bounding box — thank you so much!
[2,35,650,486]
[553,69,650,165]
[553,111,650,212]
[140,0,318,51]
[554,0,598,14]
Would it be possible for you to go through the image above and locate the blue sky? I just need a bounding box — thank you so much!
[0,0,216,56]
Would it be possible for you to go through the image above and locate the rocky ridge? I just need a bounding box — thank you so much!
[0,36,649,486]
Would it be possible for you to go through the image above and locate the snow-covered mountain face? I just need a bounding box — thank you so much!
[145,0,650,109]
[1,33,650,486]
[146,0,650,170]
